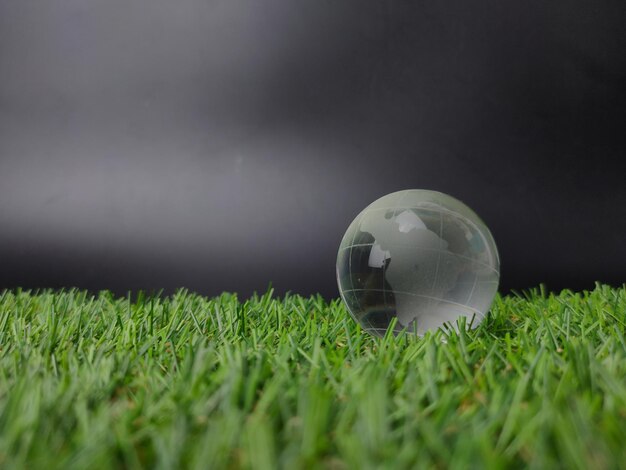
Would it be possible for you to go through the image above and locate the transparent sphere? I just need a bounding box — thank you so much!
[336,190,500,337]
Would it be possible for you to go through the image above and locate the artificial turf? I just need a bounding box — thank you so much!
[0,284,625,469]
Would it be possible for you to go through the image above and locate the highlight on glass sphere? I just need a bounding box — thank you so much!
[336,190,500,337]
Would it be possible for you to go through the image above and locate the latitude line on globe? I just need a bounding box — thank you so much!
[339,244,500,275]
[342,288,487,318]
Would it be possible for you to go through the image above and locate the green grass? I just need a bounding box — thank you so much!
[0,284,626,469]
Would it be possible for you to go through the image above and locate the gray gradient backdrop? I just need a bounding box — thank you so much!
[1,0,625,298]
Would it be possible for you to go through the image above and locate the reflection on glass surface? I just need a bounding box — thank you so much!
[336,190,500,337]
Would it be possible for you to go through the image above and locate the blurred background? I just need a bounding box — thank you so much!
[1,0,625,299]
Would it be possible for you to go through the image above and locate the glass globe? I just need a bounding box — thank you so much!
[336,190,500,337]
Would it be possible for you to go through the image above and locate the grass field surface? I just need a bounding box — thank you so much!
[0,284,625,469]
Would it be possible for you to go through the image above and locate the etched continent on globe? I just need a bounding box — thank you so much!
[336,190,500,337]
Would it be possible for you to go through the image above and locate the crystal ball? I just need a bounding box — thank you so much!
[336,190,500,337]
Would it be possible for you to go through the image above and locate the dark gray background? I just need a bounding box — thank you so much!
[1,0,625,298]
